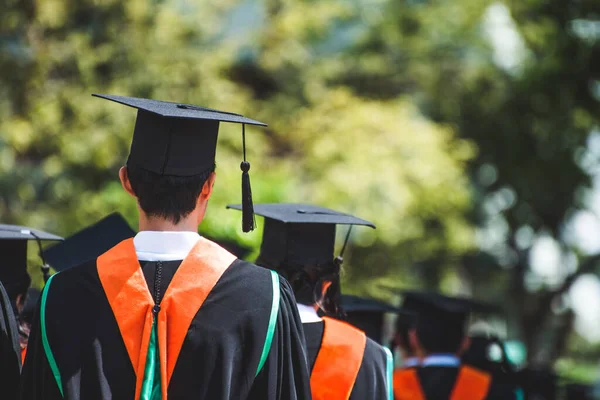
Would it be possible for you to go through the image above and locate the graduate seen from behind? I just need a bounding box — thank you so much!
[393,292,516,400]
[20,95,313,400]
[228,203,394,400]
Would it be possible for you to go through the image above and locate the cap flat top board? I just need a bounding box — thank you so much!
[226,203,375,227]
[400,291,500,315]
[342,295,401,313]
[93,94,267,126]
[43,213,136,272]
[0,225,63,241]
[228,203,374,265]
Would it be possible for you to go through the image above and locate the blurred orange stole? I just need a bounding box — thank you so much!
[393,365,491,400]
[310,316,367,400]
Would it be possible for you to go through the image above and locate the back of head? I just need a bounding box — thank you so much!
[395,312,416,355]
[127,163,215,224]
[256,256,342,316]
[416,316,465,354]
[401,291,472,356]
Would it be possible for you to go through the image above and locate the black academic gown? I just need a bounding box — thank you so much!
[416,366,517,400]
[0,280,21,400]
[20,257,312,399]
[304,321,389,399]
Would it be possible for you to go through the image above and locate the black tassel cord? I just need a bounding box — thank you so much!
[241,124,256,232]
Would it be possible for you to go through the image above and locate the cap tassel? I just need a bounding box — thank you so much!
[241,124,256,232]
[31,232,51,283]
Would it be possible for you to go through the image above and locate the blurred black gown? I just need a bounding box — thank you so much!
[304,320,389,399]
[0,279,21,399]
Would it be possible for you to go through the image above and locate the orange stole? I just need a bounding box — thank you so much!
[97,237,236,400]
[393,365,491,400]
[449,366,491,400]
[393,368,425,400]
[310,317,367,400]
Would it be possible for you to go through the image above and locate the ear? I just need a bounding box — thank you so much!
[199,172,217,201]
[15,293,25,313]
[320,280,332,298]
[409,328,424,357]
[457,336,471,356]
[119,166,136,197]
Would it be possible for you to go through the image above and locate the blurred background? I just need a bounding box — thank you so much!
[1,0,600,389]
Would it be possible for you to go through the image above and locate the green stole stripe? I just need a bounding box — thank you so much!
[140,317,162,400]
[41,274,64,397]
[384,346,394,400]
[255,271,280,377]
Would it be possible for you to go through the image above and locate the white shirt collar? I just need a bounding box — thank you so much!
[403,357,421,368]
[421,354,461,368]
[133,231,201,261]
[296,303,322,323]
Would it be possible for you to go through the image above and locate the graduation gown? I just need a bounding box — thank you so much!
[0,280,21,399]
[20,237,312,400]
[304,317,391,399]
[394,365,517,400]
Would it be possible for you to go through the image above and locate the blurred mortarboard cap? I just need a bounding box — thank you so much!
[93,94,267,232]
[203,235,253,260]
[0,225,62,286]
[226,203,375,265]
[43,213,135,272]
[399,291,498,327]
[340,294,403,344]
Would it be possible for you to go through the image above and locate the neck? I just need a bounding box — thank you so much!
[139,212,200,232]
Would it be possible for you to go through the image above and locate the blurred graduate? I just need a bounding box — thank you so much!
[20,95,312,400]
[229,203,393,399]
[393,292,517,400]
[0,224,62,398]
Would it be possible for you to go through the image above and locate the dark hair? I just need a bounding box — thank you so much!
[416,319,465,354]
[127,164,215,224]
[4,273,31,315]
[256,256,344,317]
[395,317,414,355]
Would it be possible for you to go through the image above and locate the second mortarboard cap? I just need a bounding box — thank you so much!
[43,213,136,272]
[399,291,495,328]
[93,94,267,232]
[0,225,63,292]
[340,294,403,345]
[226,203,375,265]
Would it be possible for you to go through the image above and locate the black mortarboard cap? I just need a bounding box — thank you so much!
[43,213,135,272]
[226,203,375,265]
[0,225,62,286]
[340,295,403,345]
[94,94,267,232]
[400,291,486,328]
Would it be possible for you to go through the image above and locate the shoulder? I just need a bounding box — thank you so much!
[44,259,107,309]
[362,337,388,368]
[47,259,101,293]
[209,260,283,312]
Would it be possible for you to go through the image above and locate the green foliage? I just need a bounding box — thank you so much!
[2,0,599,368]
